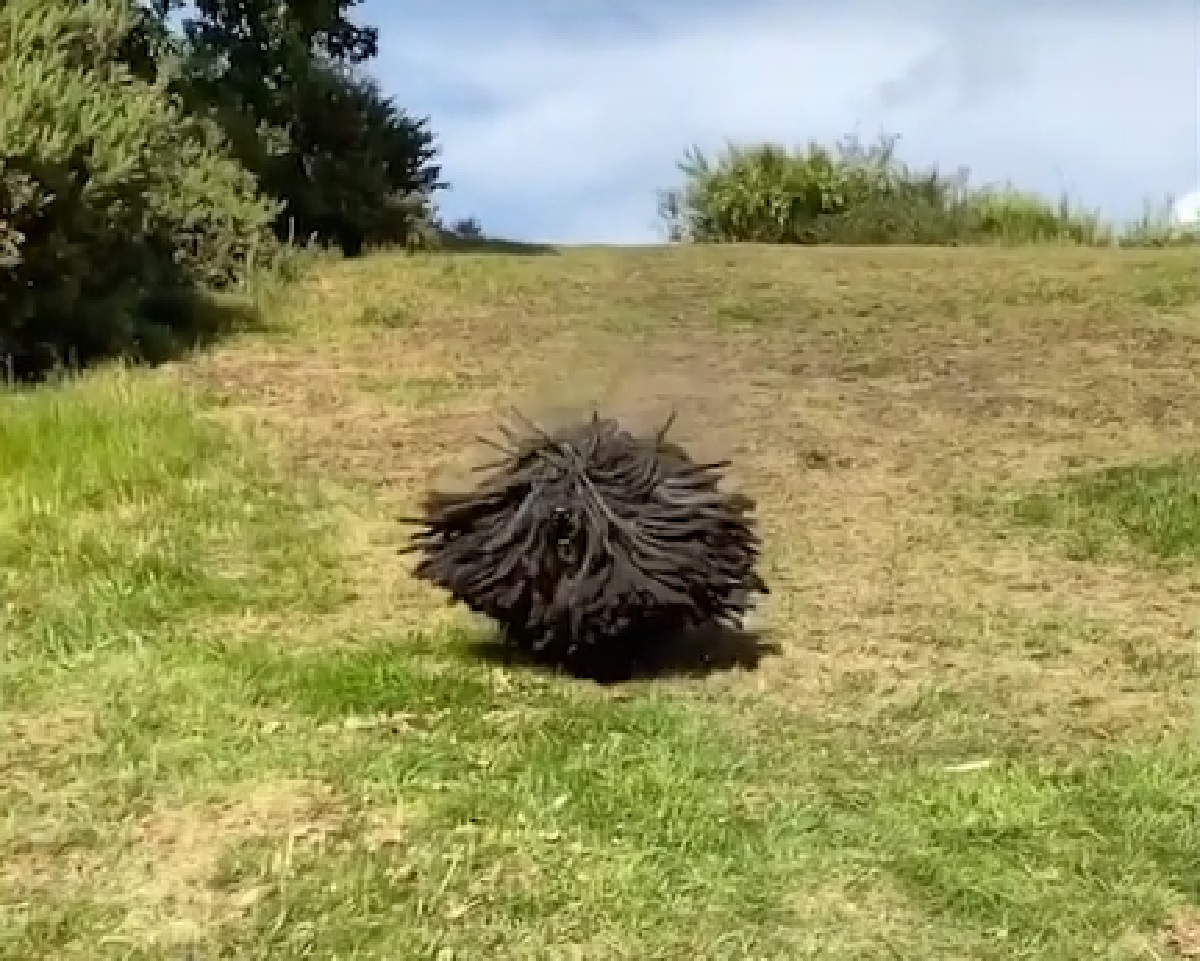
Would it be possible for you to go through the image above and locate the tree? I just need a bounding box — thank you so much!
[175,0,443,252]
[263,65,441,254]
[117,0,182,83]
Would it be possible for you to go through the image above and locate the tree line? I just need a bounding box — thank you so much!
[1,0,443,376]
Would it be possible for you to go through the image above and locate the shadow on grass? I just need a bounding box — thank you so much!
[465,623,781,685]
[157,289,268,355]
[434,235,560,256]
[3,288,266,384]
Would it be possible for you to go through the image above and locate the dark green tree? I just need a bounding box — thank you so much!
[117,1,182,83]
[175,0,443,253]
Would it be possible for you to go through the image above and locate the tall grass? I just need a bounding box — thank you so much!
[659,133,1193,247]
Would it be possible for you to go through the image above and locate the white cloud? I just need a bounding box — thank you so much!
[1173,189,1200,225]
[373,2,1200,243]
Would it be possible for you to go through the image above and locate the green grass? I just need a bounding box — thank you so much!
[2,246,1198,959]
[8,628,1194,958]
[1004,457,1200,564]
[0,371,342,659]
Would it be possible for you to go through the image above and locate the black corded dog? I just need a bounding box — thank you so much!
[405,410,768,665]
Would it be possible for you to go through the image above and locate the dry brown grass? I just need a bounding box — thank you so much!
[179,244,1199,749]
[1,772,344,950]
[1164,909,1200,957]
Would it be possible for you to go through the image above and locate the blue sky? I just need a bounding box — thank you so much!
[364,0,1199,243]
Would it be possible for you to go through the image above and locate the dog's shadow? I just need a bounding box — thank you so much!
[465,622,781,684]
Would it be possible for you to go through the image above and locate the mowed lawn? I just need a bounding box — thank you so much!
[2,245,1198,960]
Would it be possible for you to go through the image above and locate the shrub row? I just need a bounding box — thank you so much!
[660,135,1193,247]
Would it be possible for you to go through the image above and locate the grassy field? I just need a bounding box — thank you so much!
[2,244,1198,959]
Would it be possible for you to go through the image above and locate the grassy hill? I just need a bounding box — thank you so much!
[2,245,1198,959]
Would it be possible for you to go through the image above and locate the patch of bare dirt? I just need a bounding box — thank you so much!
[0,707,95,753]
[0,708,99,799]
[1164,909,1200,958]
[118,778,343,946]
[3,778,344,949]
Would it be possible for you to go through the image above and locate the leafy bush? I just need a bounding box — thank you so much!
[0,0,278,375]
[659,134,1121,246]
